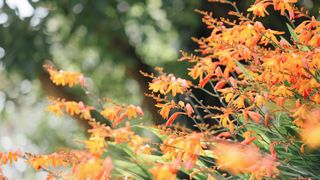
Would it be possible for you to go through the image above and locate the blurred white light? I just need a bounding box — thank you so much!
[20,80,32,94]
[34,7,48,18]
[73,3,83,14]
[5,100,15,114]
[30,7,48,27]
[1,136,12,150]
[49,116,60,128]
[2,166,14,179]
[6,0,34,18]
[117,1,129,13]
[30,17,40,27]
[0,91,6,112]
[36,171,48,180]
[15,158,27,172]
[25,144,39,154]
[15,134,27,147]
[0,47,5,59]
[0,13,8,24]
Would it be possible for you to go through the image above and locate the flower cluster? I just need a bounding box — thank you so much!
[46,97,93,120]
[213,143,279,179]
[44,64,85,87]
[100,102,144,126]
[248,0,298,19]
[148,68,192,97]
[161,133,206,169]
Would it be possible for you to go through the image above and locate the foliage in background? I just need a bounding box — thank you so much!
[0,0,206,124]
[0,1,205,177]
[2,0,320,179]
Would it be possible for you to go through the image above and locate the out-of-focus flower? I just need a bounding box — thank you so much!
[213,143,279,178]
[213,143,260,174]
[150,163,179,180]
[300,109,320,148]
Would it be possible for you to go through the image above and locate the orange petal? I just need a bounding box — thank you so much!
[215,80,227,90]
[243,111,249,123]
[199,73,214,88]
[300,144,305,154]
[166,112,185,126]
[185,103,194,117]
[229,77,238,88]
[264,113,269,126]
[241,136,256,145]
[270,142,278,159]
[247,111,262,123]
[217,131,232,138]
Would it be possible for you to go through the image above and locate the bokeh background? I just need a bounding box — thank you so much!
[0,0,319,179]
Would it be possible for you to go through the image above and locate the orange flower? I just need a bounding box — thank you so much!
[84,136,107,155]
[292,104,310,127]
[255,94,267,106]
[150,163,179,180]
[185,103,194,117]
[213,143,261,174]
[65,101,81,116]
[199,73,213,88]
[28,153,68,170]
[47,98,93,120]
[156,101,176,119]
[260,29,285,46]
[168,77,192,96]
[250,154,280,179]
[295,17,320,47]
[300,109,320,148]
[248,1,271,17]
[44,65,84,87]
[100,106,121,122]
[273,0,297,19]
[213,143,279,178]
[149,74,191,96]
[96,157,113,180]
[125,105,144,119]
[161,133,205,169]
[0,151,22,165]
[247,111,262,124]
[232,95,246,109]
[72,157,112,180]
[46,103,64,117]
[149,76,170,94]
[188,59,218,80]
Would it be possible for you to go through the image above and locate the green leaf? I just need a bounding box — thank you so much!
[286,23,309,51]
[286,23,298,42]
[280,36,292,46]
[233,60,253,80]
[132,125,166,141]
